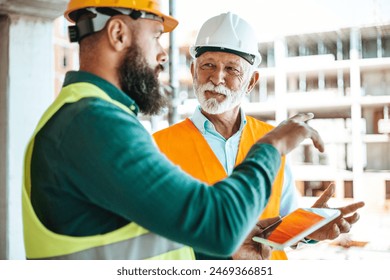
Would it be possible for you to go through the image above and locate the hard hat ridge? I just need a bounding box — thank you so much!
[190,12,262,66]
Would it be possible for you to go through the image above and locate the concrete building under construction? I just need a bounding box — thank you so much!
[157,22,390,211]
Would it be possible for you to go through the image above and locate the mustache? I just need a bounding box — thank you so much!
[197,82,233,97]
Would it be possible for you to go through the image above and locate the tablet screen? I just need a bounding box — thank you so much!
[252,208,340,249]
[267,208,325,244]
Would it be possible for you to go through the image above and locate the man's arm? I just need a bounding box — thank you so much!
[59,101,281,257]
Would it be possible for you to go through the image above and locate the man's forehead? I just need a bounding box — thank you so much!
[136,17,164,33]
[152,20,164,34]
[198,51,245,64]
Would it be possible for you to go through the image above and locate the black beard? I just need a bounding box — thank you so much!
[118,43,167,115]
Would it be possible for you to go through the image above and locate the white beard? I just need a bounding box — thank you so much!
[194,81,247,115]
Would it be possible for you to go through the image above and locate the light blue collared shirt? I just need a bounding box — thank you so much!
[190,106,298,216]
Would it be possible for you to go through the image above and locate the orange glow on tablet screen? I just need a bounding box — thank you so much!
[267,208,325,243]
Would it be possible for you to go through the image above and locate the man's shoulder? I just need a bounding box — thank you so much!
[42,96,142,144]
[59,97,136,125]
[153,118,195,136]
[245,116,275,132]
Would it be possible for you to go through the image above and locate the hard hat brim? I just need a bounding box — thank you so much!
[159,14,178,33]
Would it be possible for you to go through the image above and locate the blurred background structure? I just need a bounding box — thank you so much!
[1,0,389,260]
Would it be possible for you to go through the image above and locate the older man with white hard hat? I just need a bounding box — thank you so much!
[154,12,365,260]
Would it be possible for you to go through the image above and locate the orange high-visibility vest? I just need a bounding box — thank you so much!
[153,117,287,260]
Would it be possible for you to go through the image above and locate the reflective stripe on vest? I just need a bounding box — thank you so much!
[36,232,188,260]
[153,117,288,260]
[22,82,195,260]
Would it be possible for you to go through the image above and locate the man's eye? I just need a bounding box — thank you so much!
[227,67,240,75]
[155,32,163,40]
[201,63,214,70]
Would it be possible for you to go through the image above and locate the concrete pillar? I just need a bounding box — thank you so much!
[350,28,364,201]
[318,72,325,90]
[298,42,307,92]
[377,29,383,58]
[336,35,343,60]
[337,69,344,96]
[318,40,326,90]
[168,0,179,125]
[299,73,306,92]
[267,44,275,67]
[0,15,9,261]
[259,75,267,102]
[336,35,345,96]
[0,14,57,260]
[274,37,288,123]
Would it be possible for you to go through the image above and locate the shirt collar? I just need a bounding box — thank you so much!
[190,106,247,134]
[63,71,139,115]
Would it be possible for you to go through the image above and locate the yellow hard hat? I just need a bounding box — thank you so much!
[64,0,178,33]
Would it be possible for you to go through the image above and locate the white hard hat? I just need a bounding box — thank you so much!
[189,12,261,66]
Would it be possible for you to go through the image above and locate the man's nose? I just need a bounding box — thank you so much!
[158,49,168,65]
[209,68,226,85]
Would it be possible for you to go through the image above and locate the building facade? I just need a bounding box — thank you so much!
[173,23,390,210]
[53,16,390,212]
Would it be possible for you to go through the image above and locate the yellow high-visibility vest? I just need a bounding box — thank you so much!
[22,82,195,260]
[154,117,287,260]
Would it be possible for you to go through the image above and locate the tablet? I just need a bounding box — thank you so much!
[252,208,341,250]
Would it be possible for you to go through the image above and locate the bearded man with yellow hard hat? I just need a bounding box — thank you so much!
[22,0,331,260]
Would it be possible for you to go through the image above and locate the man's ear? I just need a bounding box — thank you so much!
[190,61,195,78]
[105,17,131,52]
[246,70,260,94]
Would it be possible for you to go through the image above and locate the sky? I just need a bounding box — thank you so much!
[164,0,390,44]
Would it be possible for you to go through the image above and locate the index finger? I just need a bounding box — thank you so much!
[339,201,365,216]
[311,183,335,208]
[289,112,314,123]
